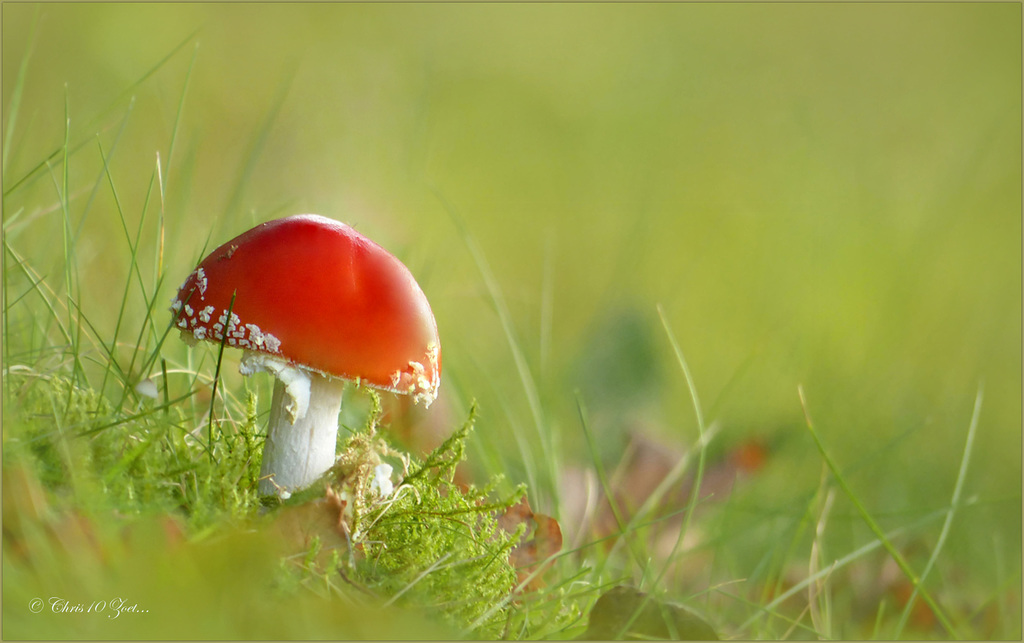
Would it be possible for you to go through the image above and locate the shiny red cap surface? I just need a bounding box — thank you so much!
[171,214,440,402]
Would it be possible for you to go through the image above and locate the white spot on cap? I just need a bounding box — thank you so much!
[406,360,435,405]
[245,324,264,348]
[385,353,439,407]
[176,302,283,359]
[407,360,425,388]
[264,333,281,353]
[195,267,207,296]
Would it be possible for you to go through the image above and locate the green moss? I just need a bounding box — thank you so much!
[319,397,526,637]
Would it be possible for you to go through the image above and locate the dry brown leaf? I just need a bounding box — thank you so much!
[498,496,563,590]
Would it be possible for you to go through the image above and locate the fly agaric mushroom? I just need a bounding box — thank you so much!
[170,214,440,497]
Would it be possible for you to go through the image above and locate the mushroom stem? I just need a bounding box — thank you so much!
[258,374,345,496]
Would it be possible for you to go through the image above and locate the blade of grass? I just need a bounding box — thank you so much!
[564,304,714,639]
[96,136,149,405]
[2,4,40,172]
[133,271,175,380]
[162,41,199,196]
[87,31,200,143]
[59,85,73,319]
[3,243,72,348]
[443,345,537,495]
[590,418,720,584]
[61,296,130,392]
[3,29,200,198]
[152,43,199,292]
[107,79,195,401]
[892,384,983,638]
[433,187,558,512]
[207,291,238,463]
[73,390,196,438]
[652,304,710,591]
[737,503,951,634]
[94,154,179,418]
[73,98,135,249]
[47,88,87,387]
[575,394,646,575]
[808,486,836,638]
[755,473,821,637]
[721,586,822,639]
[156,152,166,280]
[2,219,13,395]
[797,384,959,638]
[871,600,888,639]
[160,358,170,417]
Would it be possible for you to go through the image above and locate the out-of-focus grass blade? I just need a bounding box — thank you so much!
[798,385,959,638]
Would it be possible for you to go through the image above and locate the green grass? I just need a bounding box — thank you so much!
[3,5,1021,640]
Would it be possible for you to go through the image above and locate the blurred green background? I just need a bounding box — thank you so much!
[3,2,1020,637]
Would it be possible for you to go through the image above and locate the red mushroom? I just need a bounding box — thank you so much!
[171,214,440,497]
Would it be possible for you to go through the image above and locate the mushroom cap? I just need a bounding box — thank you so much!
[171,214,440,404]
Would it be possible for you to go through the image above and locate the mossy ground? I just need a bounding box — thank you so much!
[2,370,577,639]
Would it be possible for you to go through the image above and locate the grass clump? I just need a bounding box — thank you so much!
[3,367,264,529]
